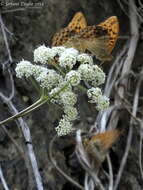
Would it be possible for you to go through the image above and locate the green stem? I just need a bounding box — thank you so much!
[18,97,44,116]
[52,63,65,76]
[77,84,87,93]
[15,99,48,118]
[0,98,45,126]
[0,81,70,127]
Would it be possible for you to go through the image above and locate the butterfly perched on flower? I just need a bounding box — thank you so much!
[52,12,119,61]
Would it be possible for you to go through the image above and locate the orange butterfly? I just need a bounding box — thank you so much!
[83,129,121,169]
[52,12,119,61]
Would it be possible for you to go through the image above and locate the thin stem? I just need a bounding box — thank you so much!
[77,84,87,93]
[139,129,143,179]
[18,99,48,118]
[0,14,12,63]
[0,98,45,126]
[0,165,9,190]
[107,155,113,190]
[52,61,66,76]
[0,81,71,127]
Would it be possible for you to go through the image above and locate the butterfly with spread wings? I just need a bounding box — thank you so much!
[52,12,119,62]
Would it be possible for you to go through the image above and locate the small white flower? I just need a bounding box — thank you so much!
[87,87,102,103]
[96,95,110,111]
[36,69,61,90]
[32,65,48,79]
[60,91,77,106]
[49,87,61,104]
[77,53,93,65]
[58,80,72,94]
[78,64,95,81]
[49,80,71,103]
[34,45,56,64]
[64,106,78,121]
[92,65,106,86]
[59,53,77,69]
[64,48,79,56]
[55,116,73,136]
[51,46,66,56]
[15,60,34,78]
[65,70,81,86]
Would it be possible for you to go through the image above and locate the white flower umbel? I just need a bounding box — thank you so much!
[65,70,81,86]
[92,65,106,87]
[96,95,110,111]
[32,65,48,79]
[55,116,73,136]
[87,87,102,103]
[51,46,66,56]
[15,46,109,137]
[64,106,78,121]
[78,64,95,81]
[36,69,62,90]
[60,91,77,106]
[34,45,56,64]
[59,48,79,69]
[16,60,34,78]
[77,53,93,65]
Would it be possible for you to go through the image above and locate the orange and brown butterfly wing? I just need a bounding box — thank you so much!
[64,25,112,61]
[79,24,113,61]
[97,16,119,53]
[80,16,119,56]
[52,27,76,46]
[64,16,119,61]
[88,129,121,151]
[67,12,87,33]
[52,12,87,46]
[83,129,121,169]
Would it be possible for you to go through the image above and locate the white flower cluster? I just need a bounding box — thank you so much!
[15,45,109,136]
[60,91,77,106]
[78,64,105,86]
[87,87,109,111]
[15,60,34,78]
[92,65,106,86]
[59,48,78,69]
[96,95,109,111]
[34,45,56,64]
[16,61,61,91]
[77,53,93,65]
[87,87,102,103]
[64,106,78,121]
[49,81,72,104]
[32,65,48,79]
[65,71,81,86]
[55,116,73,136]
[36,69,62,90]
[78,64,95,81]
[51,46,66,56]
